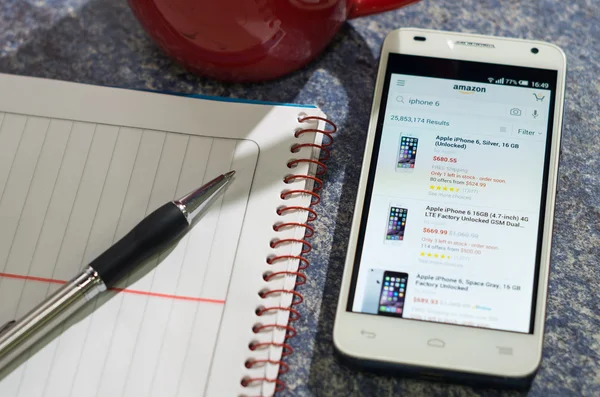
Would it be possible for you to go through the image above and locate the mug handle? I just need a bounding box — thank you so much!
[348,0,421,18]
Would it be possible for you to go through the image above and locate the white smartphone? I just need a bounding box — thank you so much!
[333,28,566,389]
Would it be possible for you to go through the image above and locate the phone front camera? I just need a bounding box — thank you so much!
[531,47,539,54]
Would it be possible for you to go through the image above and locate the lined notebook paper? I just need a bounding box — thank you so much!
[0,74,328,397]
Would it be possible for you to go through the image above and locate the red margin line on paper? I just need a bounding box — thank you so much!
[0,272,226,304]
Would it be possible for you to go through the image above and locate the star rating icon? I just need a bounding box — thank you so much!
[429,185,459,192]
[420,252,451,260]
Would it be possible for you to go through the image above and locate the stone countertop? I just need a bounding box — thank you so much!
[1,0,599,396]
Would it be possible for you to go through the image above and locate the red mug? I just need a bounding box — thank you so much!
[127,0,420,82]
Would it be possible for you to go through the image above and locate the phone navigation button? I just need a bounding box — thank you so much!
[427,338,445,348]
[360,330,376,339]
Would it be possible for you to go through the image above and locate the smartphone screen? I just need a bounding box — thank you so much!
[347,54,558,334]
[378,271,408,317]
[396,136,418,170]
[385,206,408,241]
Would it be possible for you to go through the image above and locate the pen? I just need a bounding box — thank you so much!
[0,170,236,372]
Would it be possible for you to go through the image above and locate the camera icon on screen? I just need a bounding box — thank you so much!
[510,108,522,116]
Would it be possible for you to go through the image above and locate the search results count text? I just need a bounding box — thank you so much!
[390,114,449,127]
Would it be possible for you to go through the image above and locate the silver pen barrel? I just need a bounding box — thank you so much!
[0,266,106,371]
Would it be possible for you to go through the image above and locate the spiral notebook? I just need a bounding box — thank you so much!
[0,73,335,397]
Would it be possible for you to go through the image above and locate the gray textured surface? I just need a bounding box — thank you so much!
[1,0,599,396]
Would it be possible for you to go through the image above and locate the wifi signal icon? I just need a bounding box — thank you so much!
[488,77,495,83]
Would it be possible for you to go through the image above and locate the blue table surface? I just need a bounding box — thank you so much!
[1,0,599,396]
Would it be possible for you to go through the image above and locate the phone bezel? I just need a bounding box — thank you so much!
[333,28,566,379]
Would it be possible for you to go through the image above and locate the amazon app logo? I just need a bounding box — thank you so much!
[453,84,487,94]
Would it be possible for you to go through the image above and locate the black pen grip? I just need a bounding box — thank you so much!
[89,202,189,288]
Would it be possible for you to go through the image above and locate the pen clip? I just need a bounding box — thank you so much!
[0,320,16,336]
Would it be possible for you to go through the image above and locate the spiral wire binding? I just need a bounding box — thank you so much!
[240,115,337,397]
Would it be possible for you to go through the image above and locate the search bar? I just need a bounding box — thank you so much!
[390,93,542,121]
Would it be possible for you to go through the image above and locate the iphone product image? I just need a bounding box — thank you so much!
[333,28,566,388]
[377,271,408,317]
[361,268,385,314]
[383,205,408,243]
[396,135,418,171]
